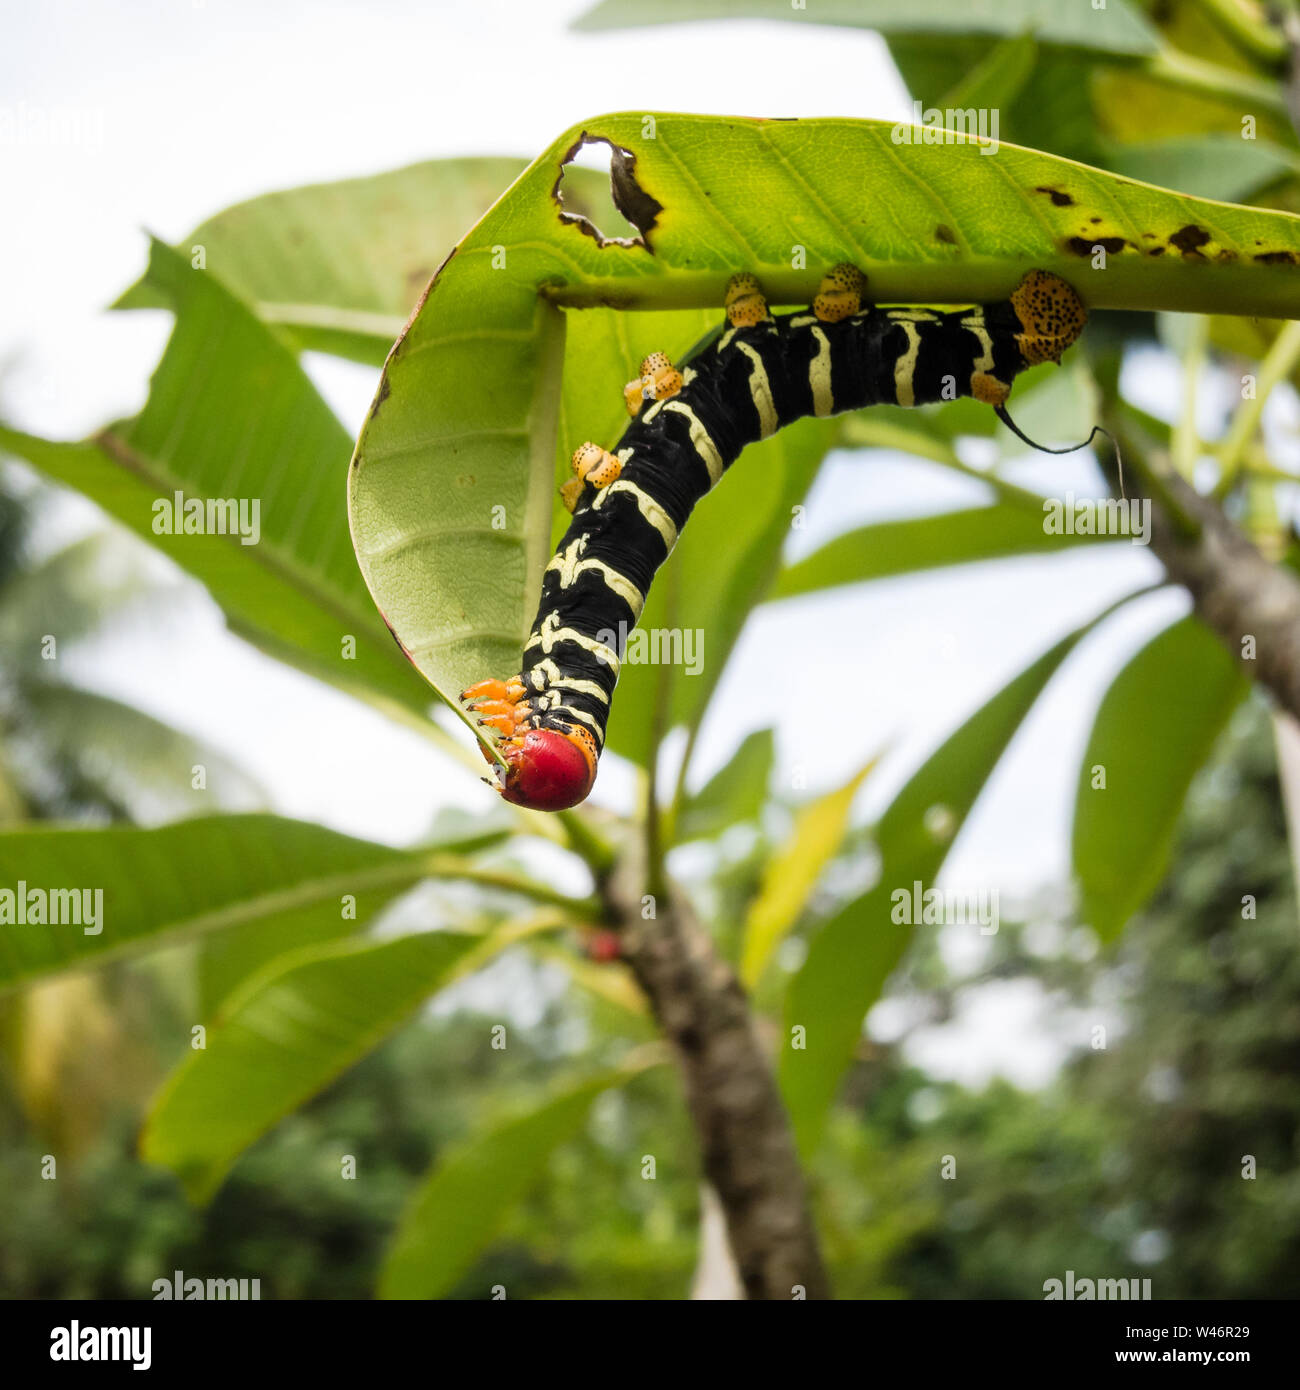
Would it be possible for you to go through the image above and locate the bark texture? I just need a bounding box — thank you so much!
[610,876,830,1300]
[1144,467,1300,722]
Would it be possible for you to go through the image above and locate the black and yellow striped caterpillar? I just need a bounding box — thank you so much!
[462,265,1088,810]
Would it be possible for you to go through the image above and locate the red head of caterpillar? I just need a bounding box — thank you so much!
[498,725,597,811]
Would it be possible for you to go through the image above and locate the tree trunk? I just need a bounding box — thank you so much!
[610,876,831,1300]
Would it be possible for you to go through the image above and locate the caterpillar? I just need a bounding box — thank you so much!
[462,265,1088,811]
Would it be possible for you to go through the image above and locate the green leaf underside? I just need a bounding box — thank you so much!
[348,111,1300,759]
[378,1059,661,1299]
[0,813,501,992]
[778,598,1128,1155]
[1072,616,1248,941]
[141,930,484,1203]
[1,239,432,716]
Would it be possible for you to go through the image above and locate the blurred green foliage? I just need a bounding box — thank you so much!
[3,700,1295,1299]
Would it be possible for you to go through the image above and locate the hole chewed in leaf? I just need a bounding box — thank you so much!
[552,134,662,251]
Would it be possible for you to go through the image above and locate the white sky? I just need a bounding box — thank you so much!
[2,0,1283,1084]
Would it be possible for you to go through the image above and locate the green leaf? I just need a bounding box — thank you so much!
[938,31,1039,112]
[195,896,389,1022]
[349,110,1300,756]
[379,1055,662,1299]
[741,755,877,988]
[770,503,1108,604]
[1104,137,1300,206]
[1072,615,1248,941]
[572,0,1159,53]
[116,158,529,364]
[675,728,775,843]
[141,930,483,1202]
[1,238,430,716]
[890,38,1115,167]
[779,599,1131,1155]
[0,813,512,992]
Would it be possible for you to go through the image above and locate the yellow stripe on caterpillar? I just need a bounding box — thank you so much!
[529,658,611,705]
[662,401,725,486]
[808,326,835,417]
[556,706,605,735]
[591,479,679,551]
[547,537,645,620]
[893,321,923,408]
[525,612,621,674]
[734,341,780,438]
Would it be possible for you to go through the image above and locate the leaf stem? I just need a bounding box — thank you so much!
[1214,320,1300,498]
[1172,315,1209,482]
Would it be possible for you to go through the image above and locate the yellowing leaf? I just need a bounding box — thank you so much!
[741,757,877,987]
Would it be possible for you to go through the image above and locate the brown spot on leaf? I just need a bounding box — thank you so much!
[1064,236,1128,256]
[935,223,956,244]
[1089,216,1102,225]
[364,374,392,429]
[1170,225,1211,257]
[1255,249,1298,266]
[1034,185,1075,207]
[1147,246,1165,256]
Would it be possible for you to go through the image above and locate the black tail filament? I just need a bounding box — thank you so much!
[995,403,1126,500]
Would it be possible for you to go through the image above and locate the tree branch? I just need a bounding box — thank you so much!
[608,871,830,1300]
[1110,421,1300,720]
